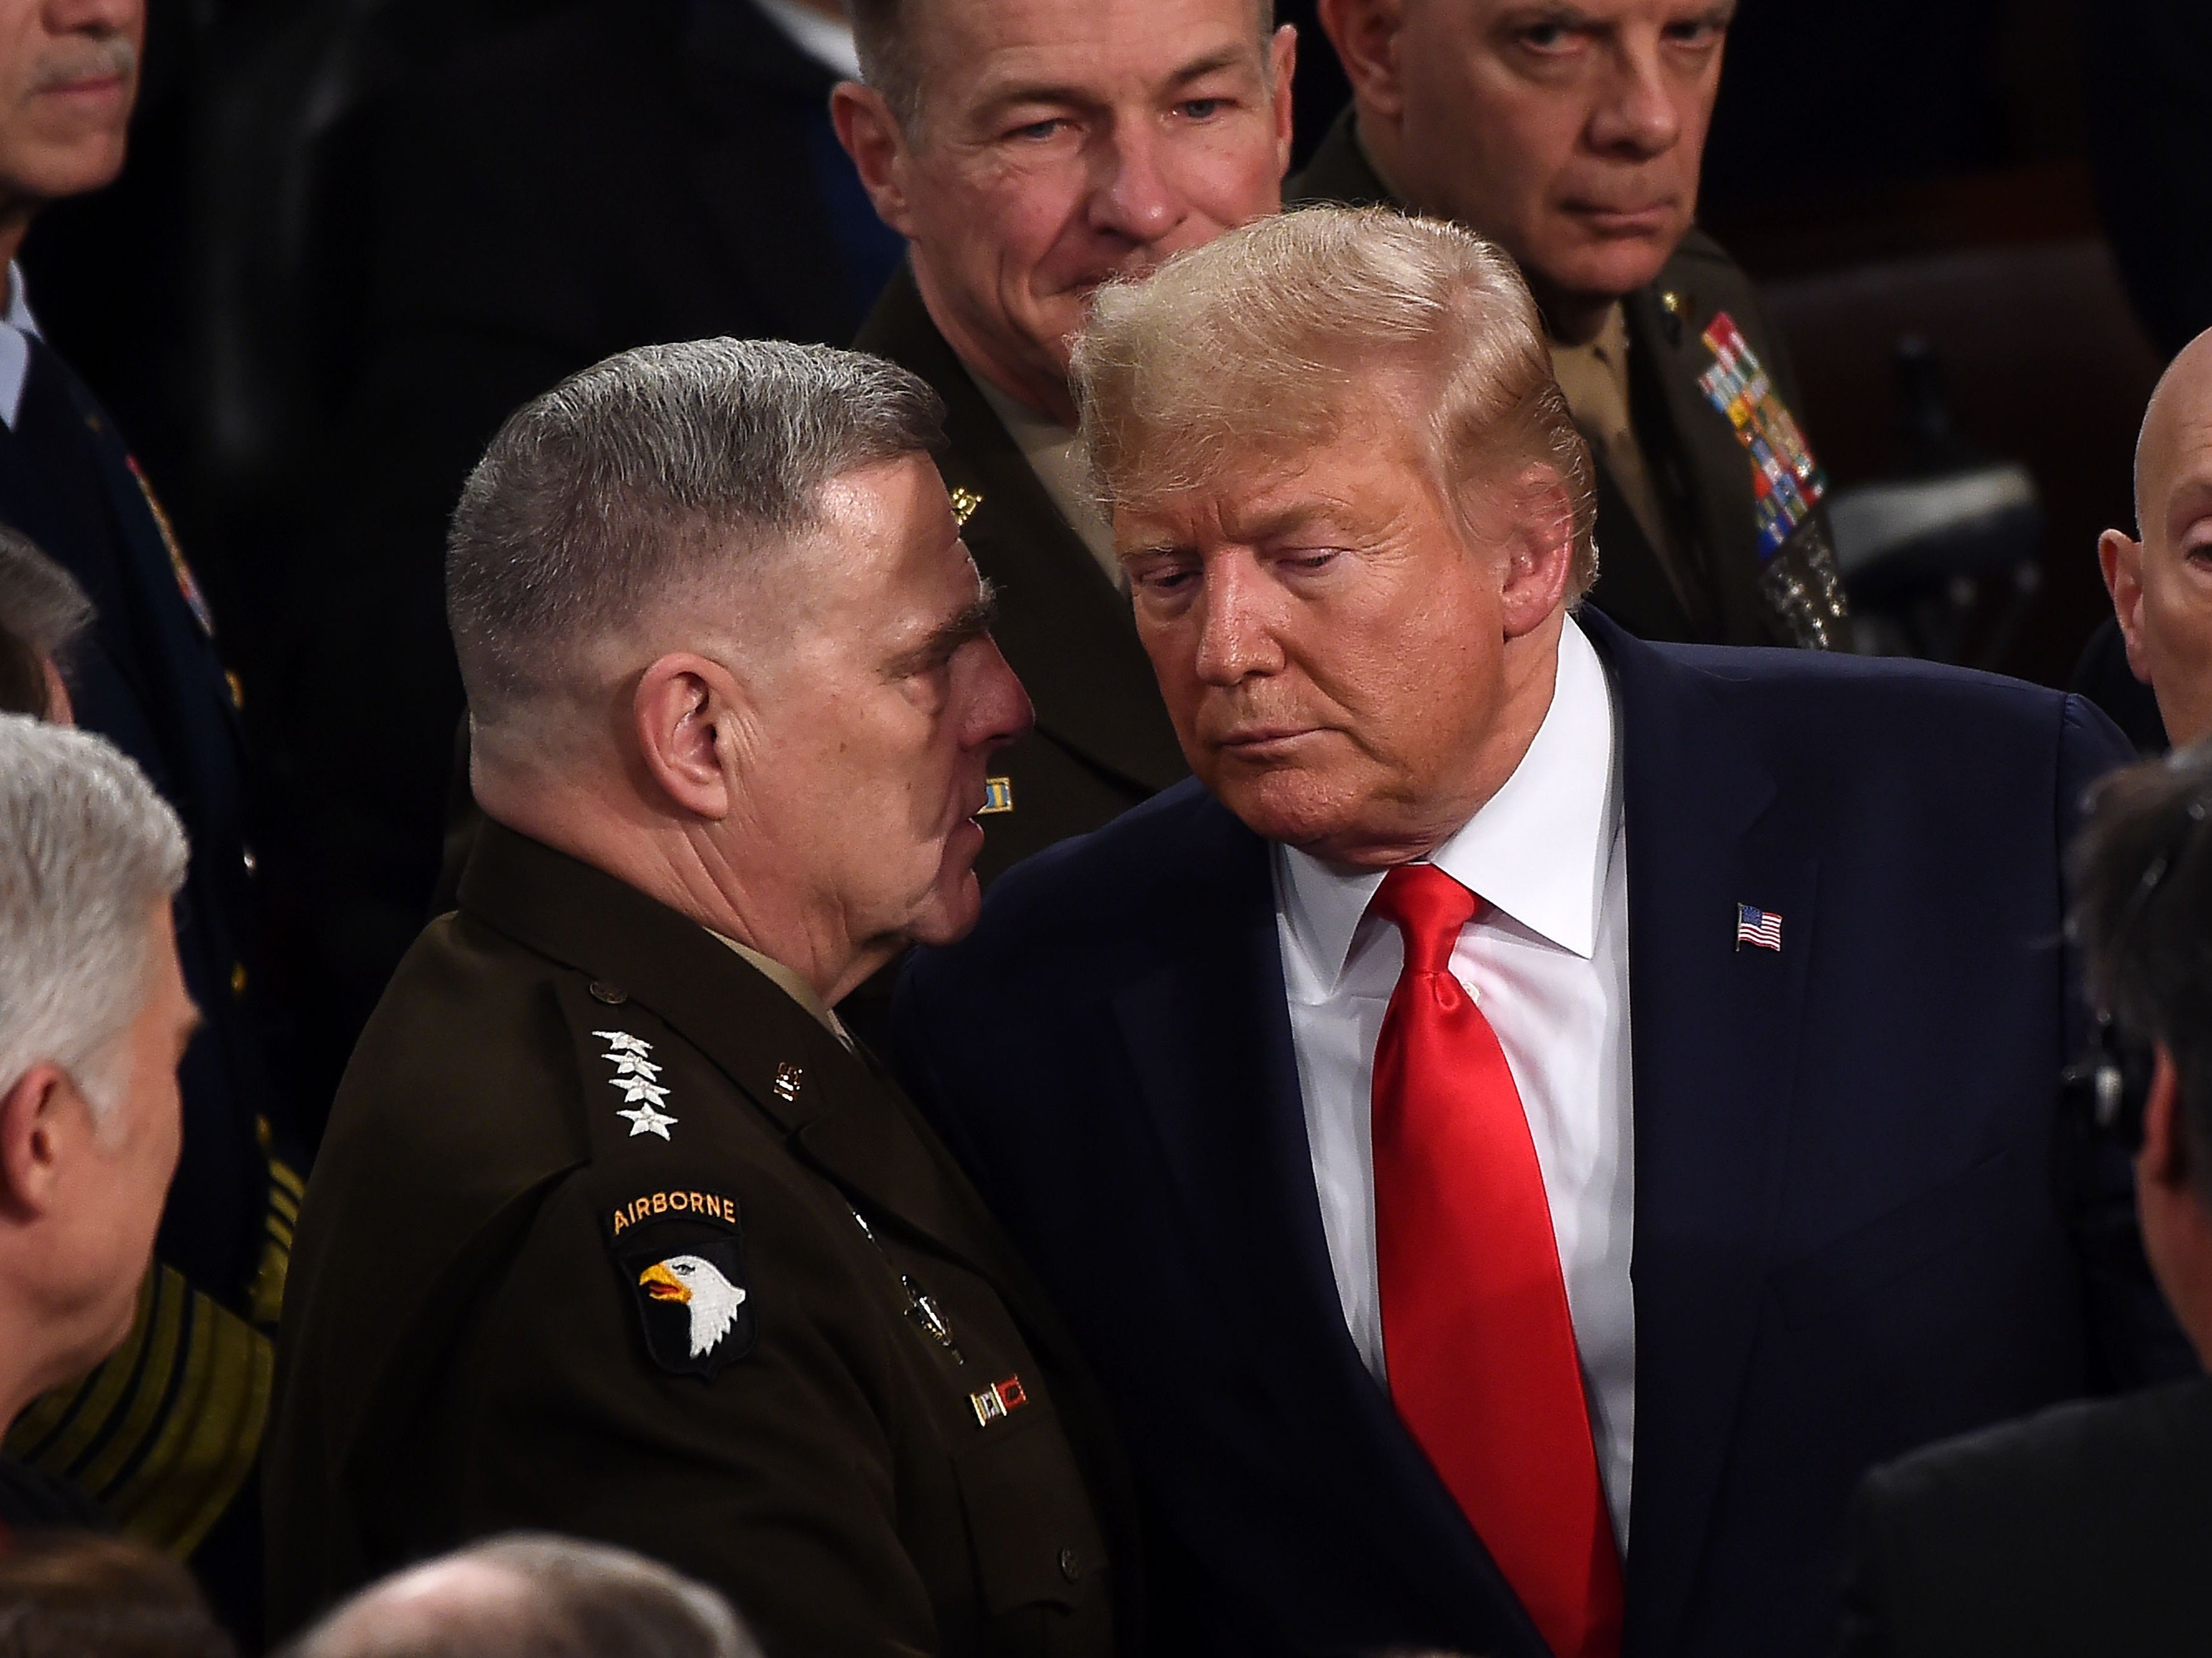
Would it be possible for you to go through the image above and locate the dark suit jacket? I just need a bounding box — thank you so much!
[287,0,890,1109]
[265,822,1140,1656]
[891,610,2186,1658]
[1840,1376,2212,1657]
[1291,110,1835,650]
[854,266,1189,885]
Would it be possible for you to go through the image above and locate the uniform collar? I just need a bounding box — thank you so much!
[0,262,41,432]
[1279,613,1621,992]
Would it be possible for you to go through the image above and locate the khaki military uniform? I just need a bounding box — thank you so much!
[1292,109,1850,651]
[263,822,1137,1656]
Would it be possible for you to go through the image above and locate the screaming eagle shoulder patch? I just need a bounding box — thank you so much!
[605,1188,755,1379]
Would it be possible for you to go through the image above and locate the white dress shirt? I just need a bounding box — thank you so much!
[750,0,863,78]
[1274,614,1637,1543]
[0,263,41,431]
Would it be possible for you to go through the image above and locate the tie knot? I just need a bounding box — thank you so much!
[1369,863,1479,977]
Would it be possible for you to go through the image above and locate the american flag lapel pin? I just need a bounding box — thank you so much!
[1734,903,1784,952]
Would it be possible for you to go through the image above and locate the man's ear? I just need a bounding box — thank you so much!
[633,655,745,822]
[1267,25,1300,182]
[2099,528,2153,684]
[1498,466,1576,639]
[1317,0,1411,121]
[2140,1046,2189,1191]
[831,82,917,238]
[0,1064,73,1223]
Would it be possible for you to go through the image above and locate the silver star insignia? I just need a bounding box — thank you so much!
[603,1053,662,1080]
[592,1031,653,1056]
[616,1098,678,1139]
[608,1076,671,1107]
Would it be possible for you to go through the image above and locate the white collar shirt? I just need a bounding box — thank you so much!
[0,262,41,431]
[1272,613,1637,1543]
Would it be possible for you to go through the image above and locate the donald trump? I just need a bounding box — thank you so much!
[891,209,2183,1657]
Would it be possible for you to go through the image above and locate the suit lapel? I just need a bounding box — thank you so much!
[1107,795,1548,1652]
[856,269,1187,797]
[1586,613,1817,1657]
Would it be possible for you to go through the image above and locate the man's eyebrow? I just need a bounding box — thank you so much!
[882,584,1000,679]
[971,49,1257,122]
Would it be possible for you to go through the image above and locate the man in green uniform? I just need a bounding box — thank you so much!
[830,0,1298,879]
[263,339,1137,1657]
[1297,0,1849,650]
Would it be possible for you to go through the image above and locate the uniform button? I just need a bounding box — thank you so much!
[230,962,248,997]
[588,980,628,1005]
[241,846,258,877]
[1058,1548,1082,1583]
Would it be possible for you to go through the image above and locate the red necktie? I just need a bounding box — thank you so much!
[1368,863,1624,1658]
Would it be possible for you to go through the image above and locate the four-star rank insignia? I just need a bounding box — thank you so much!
[607,1188,754,1378]
[595,1029,678,1139]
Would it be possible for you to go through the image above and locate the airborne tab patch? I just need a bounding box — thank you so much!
[605,1189,754,1378]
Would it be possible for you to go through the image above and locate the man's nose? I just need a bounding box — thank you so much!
[1088,121,1183,249]
[1587,37,1683,158]
[967,637,1036,751]
[1191,559,1283,687]
[46,0,139,36]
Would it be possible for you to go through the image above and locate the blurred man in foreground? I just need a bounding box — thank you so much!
[266,340,1135,1656]
[892,209,2176,1657]
[0,716,192,1527]
[1298,0,1847,650]
[1841,745,2212,1657]
[278,1535,760,1658]
[2087,326,2212,754]
[831,0,1297,878]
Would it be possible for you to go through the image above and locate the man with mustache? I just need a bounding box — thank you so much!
[833,0,1296,880]
[1295,0,1849,651]
[0,0,294,1635]
[891,209,2183,1657]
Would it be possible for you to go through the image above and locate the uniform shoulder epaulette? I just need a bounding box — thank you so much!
[550,975,757,1378]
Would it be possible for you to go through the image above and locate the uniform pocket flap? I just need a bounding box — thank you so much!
[952,1419,1109,1616]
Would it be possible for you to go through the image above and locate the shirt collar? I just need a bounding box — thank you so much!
[747,0,862,80]
[0,262,40,432]
[707,928,855,1051]
[1277,613,1621,992]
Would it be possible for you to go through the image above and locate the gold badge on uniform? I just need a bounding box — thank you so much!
[979,777,1014,816]
[950,486,984,528]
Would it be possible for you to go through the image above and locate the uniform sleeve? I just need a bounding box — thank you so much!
[450,1173,940,1658]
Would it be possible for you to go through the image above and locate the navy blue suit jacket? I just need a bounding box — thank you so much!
[891,613,2188,1658]
[0,343,280,1300]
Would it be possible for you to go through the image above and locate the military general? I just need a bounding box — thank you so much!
[262,339,1137,1657]
[1297,0,1848,650]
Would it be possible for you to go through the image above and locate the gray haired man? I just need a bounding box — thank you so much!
[263,338,1138,1658]
[278,1534,762,1658]
[0,715,194,1519]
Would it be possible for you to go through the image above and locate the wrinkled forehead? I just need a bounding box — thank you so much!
[913,0,1272,101]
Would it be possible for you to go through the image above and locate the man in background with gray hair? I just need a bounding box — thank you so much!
[0,715,194,1525]
[265,338,1135,1658]
[892,207,2177,1657]
[279,1535,761,1658]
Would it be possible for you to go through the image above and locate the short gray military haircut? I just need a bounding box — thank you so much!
[0,716,188,1122]
[0,526,93,660]
[447,338,944,739]
[276,1535,762,1658]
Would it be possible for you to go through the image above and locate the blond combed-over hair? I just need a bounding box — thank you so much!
[1071,206,1599,599]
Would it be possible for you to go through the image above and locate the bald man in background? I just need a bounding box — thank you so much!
[2087,329,2212,754]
